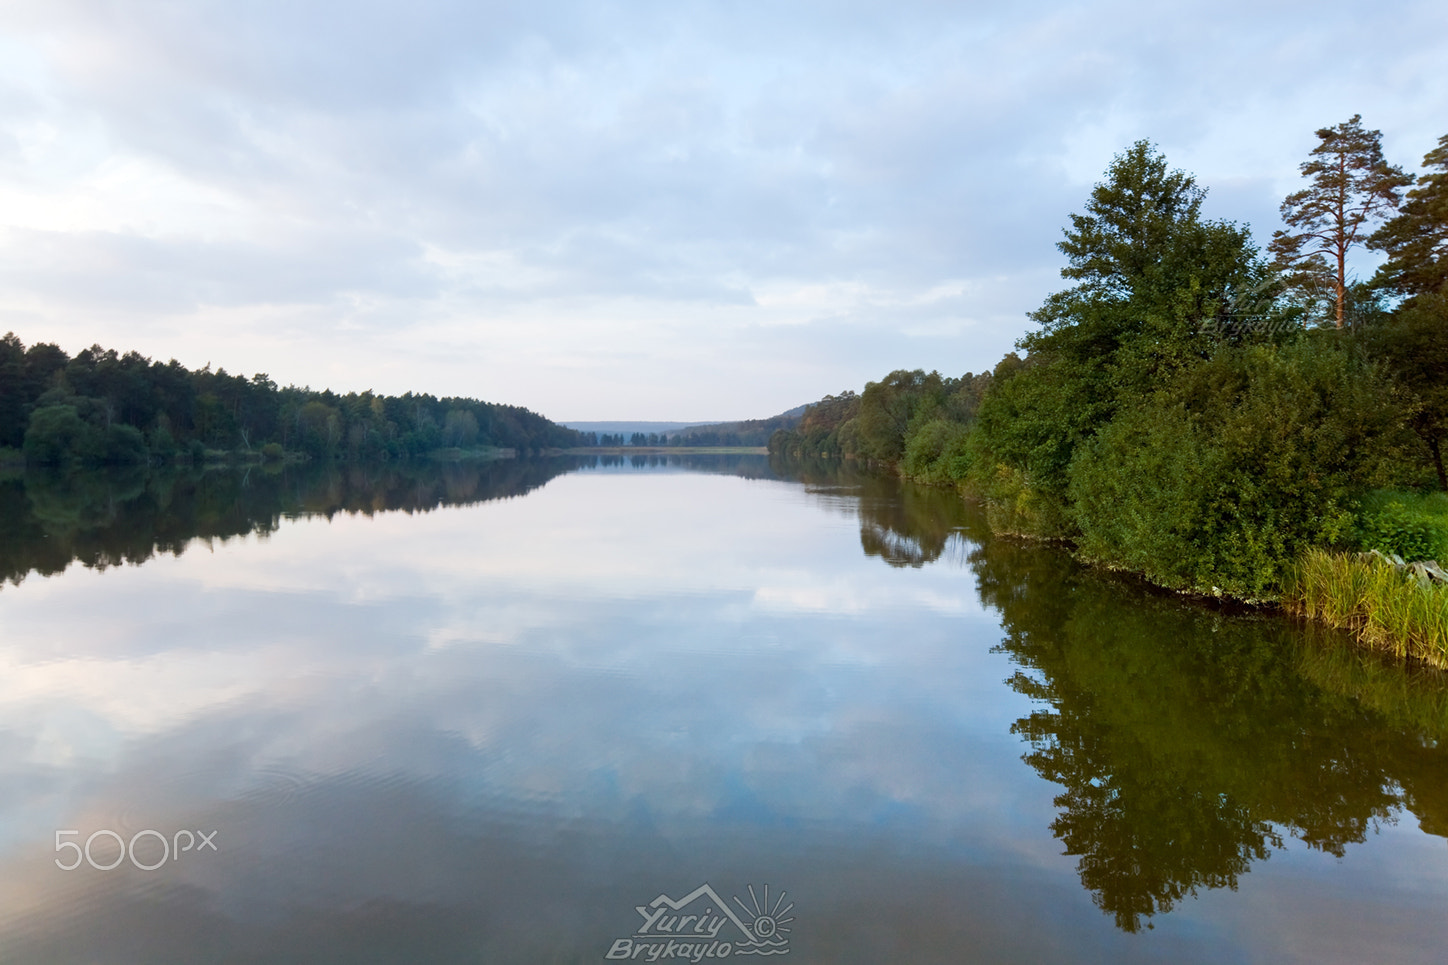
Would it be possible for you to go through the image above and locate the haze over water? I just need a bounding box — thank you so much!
[1,455,1446,963]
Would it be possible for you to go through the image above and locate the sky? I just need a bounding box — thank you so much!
[0,1,1444,422]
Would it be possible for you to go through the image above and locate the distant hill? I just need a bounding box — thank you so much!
[564,406,808,447]
[561,421,706,436]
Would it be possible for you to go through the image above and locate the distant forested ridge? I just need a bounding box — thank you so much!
[0,336,585,466]
[772,121,1448,605]
[576,409,805,448]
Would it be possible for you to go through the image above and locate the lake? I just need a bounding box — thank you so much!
[2,455,1447,963]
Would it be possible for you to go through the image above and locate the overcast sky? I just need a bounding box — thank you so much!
[0,1,1444,421]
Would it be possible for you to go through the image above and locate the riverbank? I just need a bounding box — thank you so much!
[892,459,1448,671]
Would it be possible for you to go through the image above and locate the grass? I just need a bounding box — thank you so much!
[1286,548,1448,669]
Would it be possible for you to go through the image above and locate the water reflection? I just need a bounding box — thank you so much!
[851,471,1448,932]
[0,454,781,590]
[0,456,1445,962]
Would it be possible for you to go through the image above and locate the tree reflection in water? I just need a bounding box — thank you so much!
[831,463,1448,933]
[9,454,1447,936]
[0,452,795,590]
[0,457,589,589]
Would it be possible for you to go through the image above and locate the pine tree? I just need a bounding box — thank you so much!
[1269,115,1413,328]
[1369,133,1448,301]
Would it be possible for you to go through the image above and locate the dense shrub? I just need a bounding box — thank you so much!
[974,463,1075,539]
[901,418,971,485]
[22,405,95,466]
[1069,339,1410,598]
[21,406,148,466]
[101,424,148,465]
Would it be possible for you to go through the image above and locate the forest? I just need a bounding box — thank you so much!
[591,412,802,448]
[0,339,585,466]
[771,117,1448,655]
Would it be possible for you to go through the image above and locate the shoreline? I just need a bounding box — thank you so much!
[887,466,1448,673]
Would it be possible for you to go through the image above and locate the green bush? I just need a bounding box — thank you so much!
[1356,491,1448,561]
[102,424,148,464]
[21,405,150,466]
[1068,339,1408,598]
[147,423,179,459]
[261,441,285,462]
[969,462,1075,539]
[901,418,971,484]
[22,405,98,466]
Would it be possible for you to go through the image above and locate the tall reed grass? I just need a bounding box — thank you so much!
[1286,549,1448,669]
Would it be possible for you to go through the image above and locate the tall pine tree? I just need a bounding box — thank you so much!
[1269,115,1412,328]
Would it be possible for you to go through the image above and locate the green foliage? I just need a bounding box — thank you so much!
[900,418,971,484]
[147,422,179,460]
[968,353,1107,500]
[102,424,148,465]
[967,141,1265,534]
[0,333,585,469]
[1069,338,1407,597]
[261,442,285,462]
[1359,291,1448,490]
[20,404,148,466]
[974,462,1075,539]
[1025,140,1264,397]
[0,332,27,447]
[1369,133,1448,300]
[1355,491,1448,561]
[23,405,96,466]
[854,369,948,462]
[773,370,996,472]
[666,412,801,448]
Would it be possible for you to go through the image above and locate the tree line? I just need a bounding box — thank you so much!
[771,118,1448,599]
[0,338,586,466]
[582,416,798,449]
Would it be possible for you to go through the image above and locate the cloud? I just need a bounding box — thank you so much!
[0,0,1443,416]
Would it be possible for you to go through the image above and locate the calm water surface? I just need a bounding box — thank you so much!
[1,456,1447,963]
